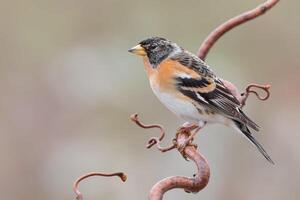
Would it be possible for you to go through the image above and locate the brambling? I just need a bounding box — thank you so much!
[129,37,273,164]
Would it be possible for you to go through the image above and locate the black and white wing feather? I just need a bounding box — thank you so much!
[170,50,274,164]
[171,51,260,131]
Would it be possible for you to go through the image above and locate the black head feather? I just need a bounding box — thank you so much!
[139,37,179,67]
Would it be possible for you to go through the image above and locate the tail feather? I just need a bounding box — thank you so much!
[238,109,260,131]
[234,120,274,164]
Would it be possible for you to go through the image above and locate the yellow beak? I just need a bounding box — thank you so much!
[128,44,146,56]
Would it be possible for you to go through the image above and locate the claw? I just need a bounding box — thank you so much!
[175,123,205,159]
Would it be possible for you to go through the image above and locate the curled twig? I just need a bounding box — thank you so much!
[198,0,280,61]
[149,127,210,200]
[240,83,271,108]
[130,113,176,152]
[221,80,271,108]
[131,115,210,200]
[73,172,127,200]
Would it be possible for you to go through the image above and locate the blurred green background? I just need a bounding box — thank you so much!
[1,0,299,200]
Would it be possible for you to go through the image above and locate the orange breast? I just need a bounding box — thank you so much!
[143,58,201,93]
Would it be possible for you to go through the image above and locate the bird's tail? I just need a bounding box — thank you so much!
[233,120,274,164]
[238,109,260,131]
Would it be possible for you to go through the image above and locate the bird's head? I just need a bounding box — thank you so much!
[129,37,181,67]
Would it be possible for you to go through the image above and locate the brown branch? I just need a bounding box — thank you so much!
[73,172,127,200]
[131,113,176,152]
[220,79,271,109]
[131,115,210,200]
[197,0,279,61]
[197,0,278,107]
[150,128,210,200]
[240,83,271,108]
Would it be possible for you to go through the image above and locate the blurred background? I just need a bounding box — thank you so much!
[0,0,299,199]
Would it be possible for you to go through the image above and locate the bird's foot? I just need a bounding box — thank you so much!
[181,122,199,129]
[174,123,199,160]
[174,122,205,160]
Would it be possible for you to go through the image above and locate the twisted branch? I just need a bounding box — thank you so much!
[220,79,271,108]
[131,116,210,200]
[149,140,210,199]
[131,113,176,152]
[73,172,127,200]
[197,0,278,107]
[198,0,280,61]
[240,83,271,108]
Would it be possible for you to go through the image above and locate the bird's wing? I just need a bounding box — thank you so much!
[171,51,259,131]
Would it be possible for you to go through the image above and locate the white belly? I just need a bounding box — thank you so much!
[151,84,230,125]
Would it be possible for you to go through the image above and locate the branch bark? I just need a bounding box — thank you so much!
[130,115,210,200]
[197,0,279,61]
[73,172,127,200]
[197,0,278,107]
[148,128,210,200]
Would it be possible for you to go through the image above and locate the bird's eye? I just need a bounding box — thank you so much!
[150,45,159,51]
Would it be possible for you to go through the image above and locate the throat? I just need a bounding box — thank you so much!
[147,54,168,68]
[143,57,157,77]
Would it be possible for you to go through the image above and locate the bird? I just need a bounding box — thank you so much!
[128,36,274,164]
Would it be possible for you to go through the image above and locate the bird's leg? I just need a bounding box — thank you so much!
[186,122,205,143]
[182,122,199,129]
[176,121,206,159]
[175,122,198,140]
